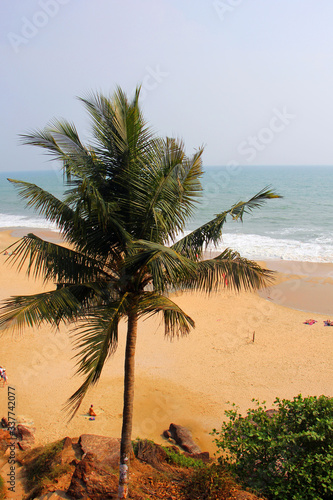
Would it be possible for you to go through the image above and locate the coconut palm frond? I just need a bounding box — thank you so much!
[138,140,204,242]
[183,249,274,293]
[228,187,281,220]
[124,240,196,292]
[172,188,281,259]
[137,291,195,337]
[20,128,63,158]
[7,179,130,256]
[65,296,129,416]
[0,287,86,333]
[8,179,76,231]
[4,233,110,284]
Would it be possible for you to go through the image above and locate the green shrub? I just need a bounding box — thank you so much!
[0,475,5,500]
[162,446,205,469]
[25,439,70,494]
[182,463,237,500]
[212,395,333,500]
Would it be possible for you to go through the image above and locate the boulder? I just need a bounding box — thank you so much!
[136,439,168,469]
[67,452,117,499]
[0,428,12,453]
[79,434,126,469]
[166,423,202,454]
[184,451,210,462]
[1,417,9,428]
[17,424,36,450]
[59,436,76,464]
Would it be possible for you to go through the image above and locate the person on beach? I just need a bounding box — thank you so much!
[0,367,7,384]
[89,404,96,417]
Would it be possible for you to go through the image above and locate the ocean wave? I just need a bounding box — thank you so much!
[179,231,333,263]
[1,214,332,263]
[0,213,58,231]
[207,233,333,263]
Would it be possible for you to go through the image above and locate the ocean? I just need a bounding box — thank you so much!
[0,166,332,263]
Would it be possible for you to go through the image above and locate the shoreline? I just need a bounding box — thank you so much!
[1,228,333,315]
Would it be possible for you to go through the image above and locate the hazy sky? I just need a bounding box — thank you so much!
[1,0,333,172]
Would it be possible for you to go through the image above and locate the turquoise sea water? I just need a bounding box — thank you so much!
[0,166,332,262]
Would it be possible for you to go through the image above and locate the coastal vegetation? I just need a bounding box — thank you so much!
[212,394,333,499]
[23,439,71,496]
[0,86,279,497]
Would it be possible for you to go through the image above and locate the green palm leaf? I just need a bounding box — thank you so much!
[5,233,111,283]
[136,291,195,337]
[183,249,274,293]
[66,295,129,415]
[124,240,196,292]
[0,287,83,332]
[172,187,281,258]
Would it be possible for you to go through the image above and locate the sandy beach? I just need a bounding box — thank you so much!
[0,229,332,454]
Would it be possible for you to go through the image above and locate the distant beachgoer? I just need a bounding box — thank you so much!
[0,367,7,384]
[89,404,96,417]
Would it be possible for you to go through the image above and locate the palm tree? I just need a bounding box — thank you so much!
[0,87,279,498]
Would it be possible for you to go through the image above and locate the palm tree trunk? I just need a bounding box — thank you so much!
[118,311,138,499]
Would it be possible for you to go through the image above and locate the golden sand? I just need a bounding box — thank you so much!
[0,229,332,454]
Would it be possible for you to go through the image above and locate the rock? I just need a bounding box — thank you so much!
[67,452,117,499]
[163,429,171,439]
[0,429,12,453]
[79,434,134,469]
[184,451,210,462]
[17,424,36,450]
[79,434,126,469]
[136,439,168,469]
[166,423,202,454]
[59,437,76,465]
[1,417,9,428]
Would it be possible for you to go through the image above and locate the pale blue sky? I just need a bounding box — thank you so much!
[1,0,333,171]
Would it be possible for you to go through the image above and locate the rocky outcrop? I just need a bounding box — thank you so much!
[0,429,12,453]
[59,436,77,465]
[79,434,127,469]
[136,439,168,469]
[184,451,210,462]
[16,423,36,450]
[67,452,117,499]
[164,423,202,454]
[1,417,9,428]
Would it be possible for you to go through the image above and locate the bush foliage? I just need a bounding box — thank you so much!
[162,446,205,469]
[212,394,333,499]
[24,439,70,494]
[182,463,237,500]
